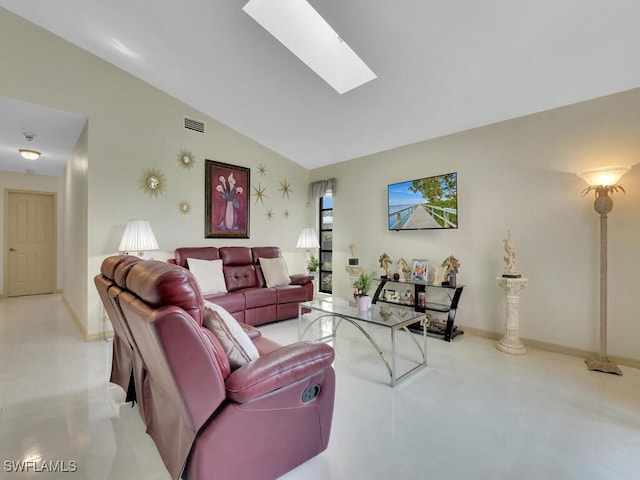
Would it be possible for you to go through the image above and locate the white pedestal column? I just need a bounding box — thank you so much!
[496,276,528,355]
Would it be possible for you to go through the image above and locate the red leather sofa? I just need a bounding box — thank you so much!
[171,246,313,326]
[95,256,335,480]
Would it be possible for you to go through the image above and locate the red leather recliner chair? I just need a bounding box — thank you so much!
[98,257,335,480]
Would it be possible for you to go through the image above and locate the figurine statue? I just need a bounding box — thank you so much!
[397,258,412,282]
[441,255,460,284]
[348,243,358,259]
[503,231,521,278]
[433,265,441,286]
[378,252,392,279]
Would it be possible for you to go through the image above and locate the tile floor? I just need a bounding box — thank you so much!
[1,294,639,479]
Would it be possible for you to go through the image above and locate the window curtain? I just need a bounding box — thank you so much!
[308,178,336,202]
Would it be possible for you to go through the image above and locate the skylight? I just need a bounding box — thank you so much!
[243,0,377,94]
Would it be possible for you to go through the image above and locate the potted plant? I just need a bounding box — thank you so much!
[307,255,320,277]
[353,271,377,311]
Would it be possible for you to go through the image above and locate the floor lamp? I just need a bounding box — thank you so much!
[577,166,630,376]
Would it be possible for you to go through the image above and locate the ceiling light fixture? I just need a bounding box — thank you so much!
[18,130,41,160]
[18,149,41,160]
[243,0,377,94]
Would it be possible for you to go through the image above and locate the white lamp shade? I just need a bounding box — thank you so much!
[296,227,320,249]
[118,220,159,254]
[577,166,630,187]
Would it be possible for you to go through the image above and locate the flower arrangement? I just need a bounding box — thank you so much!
[216,173,244,205]
[215,173,244,230]
[353,271,377,298]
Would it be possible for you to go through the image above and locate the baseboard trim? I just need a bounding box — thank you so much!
[62,294,105,342]
[461,325,640,369]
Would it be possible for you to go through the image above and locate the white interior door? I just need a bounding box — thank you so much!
[6,190,55,297]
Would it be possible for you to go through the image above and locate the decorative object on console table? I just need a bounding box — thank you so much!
[205,160,250,238]
[496,276,528,355]
[441,255,460,286]
[378,252,393,279]
[411,259,428,282]
[396,258,411,282]
[432,264,441,286]
[577,165,630,376]
[118,220,159,257]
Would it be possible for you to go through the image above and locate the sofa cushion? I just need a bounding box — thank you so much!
[259,257,291,287]
[204,291,245,314]
[243,287,277,309]
[224,265,259,291]
[187,258,227,295]
[203,301,259,371]
[275,285,308,304]
[175,246,220,268]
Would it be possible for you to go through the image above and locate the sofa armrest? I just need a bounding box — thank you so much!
[225,341,334,403]
[240,323,261,339]
[289,274,313,285]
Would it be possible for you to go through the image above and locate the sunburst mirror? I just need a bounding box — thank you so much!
[140,168,166,197]
[177,150,195,169]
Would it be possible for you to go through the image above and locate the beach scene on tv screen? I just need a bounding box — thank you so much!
[388,172,458,230]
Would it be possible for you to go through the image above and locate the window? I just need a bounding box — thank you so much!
[319,194,333,293]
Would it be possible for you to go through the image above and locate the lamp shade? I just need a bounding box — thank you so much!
[296,227,320,249]
[118,220,159,254]
[577,166,630,187]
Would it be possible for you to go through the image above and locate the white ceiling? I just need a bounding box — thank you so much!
[0,97,86,176]
[2,0,640,176]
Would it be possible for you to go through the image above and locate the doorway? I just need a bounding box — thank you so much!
[4,190,56,297]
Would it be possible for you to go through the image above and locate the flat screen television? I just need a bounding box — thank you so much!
[388,172,458,230]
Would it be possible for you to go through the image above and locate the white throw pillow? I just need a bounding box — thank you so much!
[203,301,259,370]
[259,256,291,287]
[186,258,227,295]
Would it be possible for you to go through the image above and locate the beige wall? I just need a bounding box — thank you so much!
[312,88,640,362]
[63,123,89,336]
[1,9,311,336]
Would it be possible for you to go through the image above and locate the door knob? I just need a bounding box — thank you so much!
[9,248,16,252]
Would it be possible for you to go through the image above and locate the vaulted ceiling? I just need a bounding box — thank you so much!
[2,1,640,176]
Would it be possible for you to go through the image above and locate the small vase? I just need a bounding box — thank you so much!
[225,200,234,229]
[356,296,370,311]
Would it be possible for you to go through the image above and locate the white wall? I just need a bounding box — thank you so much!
[0,171,64,294]
[312,88,640,362]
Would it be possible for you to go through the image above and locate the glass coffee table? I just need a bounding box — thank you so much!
[298,297,428,386]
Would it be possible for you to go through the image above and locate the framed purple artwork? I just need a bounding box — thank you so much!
[205,160,250,238]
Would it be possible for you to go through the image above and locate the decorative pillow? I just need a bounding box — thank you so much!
[259,256,291,287]
[187,258,227,295]
[203,301,259,370]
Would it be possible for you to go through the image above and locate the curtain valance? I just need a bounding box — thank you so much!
[308,178,336,202]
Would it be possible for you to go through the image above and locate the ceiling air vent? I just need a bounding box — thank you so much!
[184,117,205,133]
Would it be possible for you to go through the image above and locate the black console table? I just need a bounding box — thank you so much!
[371,278,464,342]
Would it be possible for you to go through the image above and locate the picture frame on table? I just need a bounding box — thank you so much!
[411,258,428,282]
[205,160,250,238]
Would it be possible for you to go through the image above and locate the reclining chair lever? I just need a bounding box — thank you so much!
[302,384,321,403]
